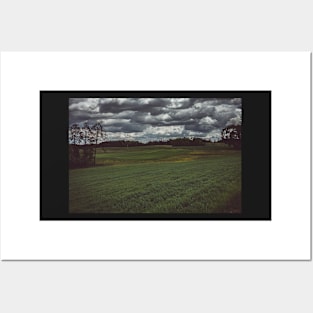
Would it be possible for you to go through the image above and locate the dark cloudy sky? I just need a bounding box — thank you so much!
[69,98,242,142]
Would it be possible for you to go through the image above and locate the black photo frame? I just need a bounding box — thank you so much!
[40,91,271,220]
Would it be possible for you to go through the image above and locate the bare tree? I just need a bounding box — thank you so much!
[81,122,92,144]
[91,122,105,145]
[89,123,106,166]
[69,124,82,145]
[69,122,106,167]
[221,124,241,149]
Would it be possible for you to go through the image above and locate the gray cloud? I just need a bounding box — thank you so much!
[69,97,241,142]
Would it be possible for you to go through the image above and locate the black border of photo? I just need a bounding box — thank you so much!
[40,91,271,220]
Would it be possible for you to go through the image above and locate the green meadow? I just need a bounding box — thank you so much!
[69,143,241,214]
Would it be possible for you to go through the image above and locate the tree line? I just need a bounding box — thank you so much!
[69,122,241,168]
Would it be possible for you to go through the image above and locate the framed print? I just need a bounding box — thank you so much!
[40,91,271,220]
[0,52,310,260]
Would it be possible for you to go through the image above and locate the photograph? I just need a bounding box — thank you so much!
[68,97,242,215]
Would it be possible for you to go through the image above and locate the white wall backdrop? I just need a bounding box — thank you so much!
[0,1,312,313]
[0,51,310,261]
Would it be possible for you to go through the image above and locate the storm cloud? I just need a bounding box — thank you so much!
[69,98,242,142]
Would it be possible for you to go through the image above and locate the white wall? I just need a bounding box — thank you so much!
[0,1,312,312]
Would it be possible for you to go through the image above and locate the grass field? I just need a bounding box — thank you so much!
[69,143,241,214]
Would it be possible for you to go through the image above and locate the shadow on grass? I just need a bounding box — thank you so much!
[218,192,241,214]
